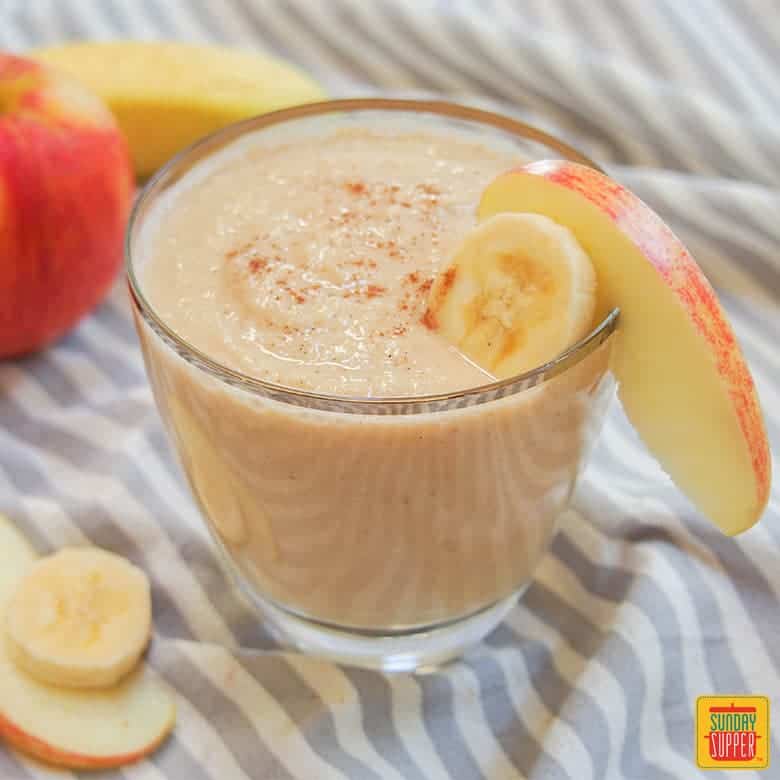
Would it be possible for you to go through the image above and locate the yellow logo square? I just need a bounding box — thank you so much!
[696,696,769,769]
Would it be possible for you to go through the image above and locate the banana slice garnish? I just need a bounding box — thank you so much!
[5,547,152,689]
[424,213,597,378]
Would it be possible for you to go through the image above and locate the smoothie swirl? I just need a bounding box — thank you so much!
[142,129,518,396]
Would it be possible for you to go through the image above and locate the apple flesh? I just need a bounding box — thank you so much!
[0,516,175,769]
[478,161,770,535]
[0,53,133,358]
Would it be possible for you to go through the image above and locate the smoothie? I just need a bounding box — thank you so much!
[142,129,512,396]
[134,120,614,631]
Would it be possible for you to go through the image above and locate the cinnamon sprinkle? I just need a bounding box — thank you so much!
[277,279,306,304]
[439,267,457,295]
[421,267,455,328]
[421,308,437,330]
[402,271,433,298]
[224,240,257,261]
[344,180,366,195]
[344,258,378,269]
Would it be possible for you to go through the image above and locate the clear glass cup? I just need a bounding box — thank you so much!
[127,99,619,671]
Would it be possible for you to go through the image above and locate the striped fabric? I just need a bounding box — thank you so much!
[2,1,779,778]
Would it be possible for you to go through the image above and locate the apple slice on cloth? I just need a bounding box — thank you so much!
[477,161,770,535]
[0,516,175,770]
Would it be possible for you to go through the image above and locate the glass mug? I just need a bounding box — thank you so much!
[127,99,619,671]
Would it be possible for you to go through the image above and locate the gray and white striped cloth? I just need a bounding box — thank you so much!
[2,1,779,778]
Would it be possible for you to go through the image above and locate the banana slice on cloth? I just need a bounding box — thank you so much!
[424,212,597,379]
[5,547,152,689]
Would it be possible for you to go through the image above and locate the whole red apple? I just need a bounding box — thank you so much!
[0,53,133,358]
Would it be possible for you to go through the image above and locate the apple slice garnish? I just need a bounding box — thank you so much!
[0,516,175,770]
[478,161,771,535]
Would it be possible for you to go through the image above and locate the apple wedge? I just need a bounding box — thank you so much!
[478,161,770,535]
[0,516,175,769]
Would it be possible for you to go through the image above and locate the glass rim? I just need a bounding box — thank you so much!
[126,97,620,415]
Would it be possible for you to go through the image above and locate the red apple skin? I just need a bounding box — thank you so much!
[0,53,133,358]
[0,709,173,770]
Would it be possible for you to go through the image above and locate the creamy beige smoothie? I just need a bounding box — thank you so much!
[143,130,508,395]
[134,117,613,632]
